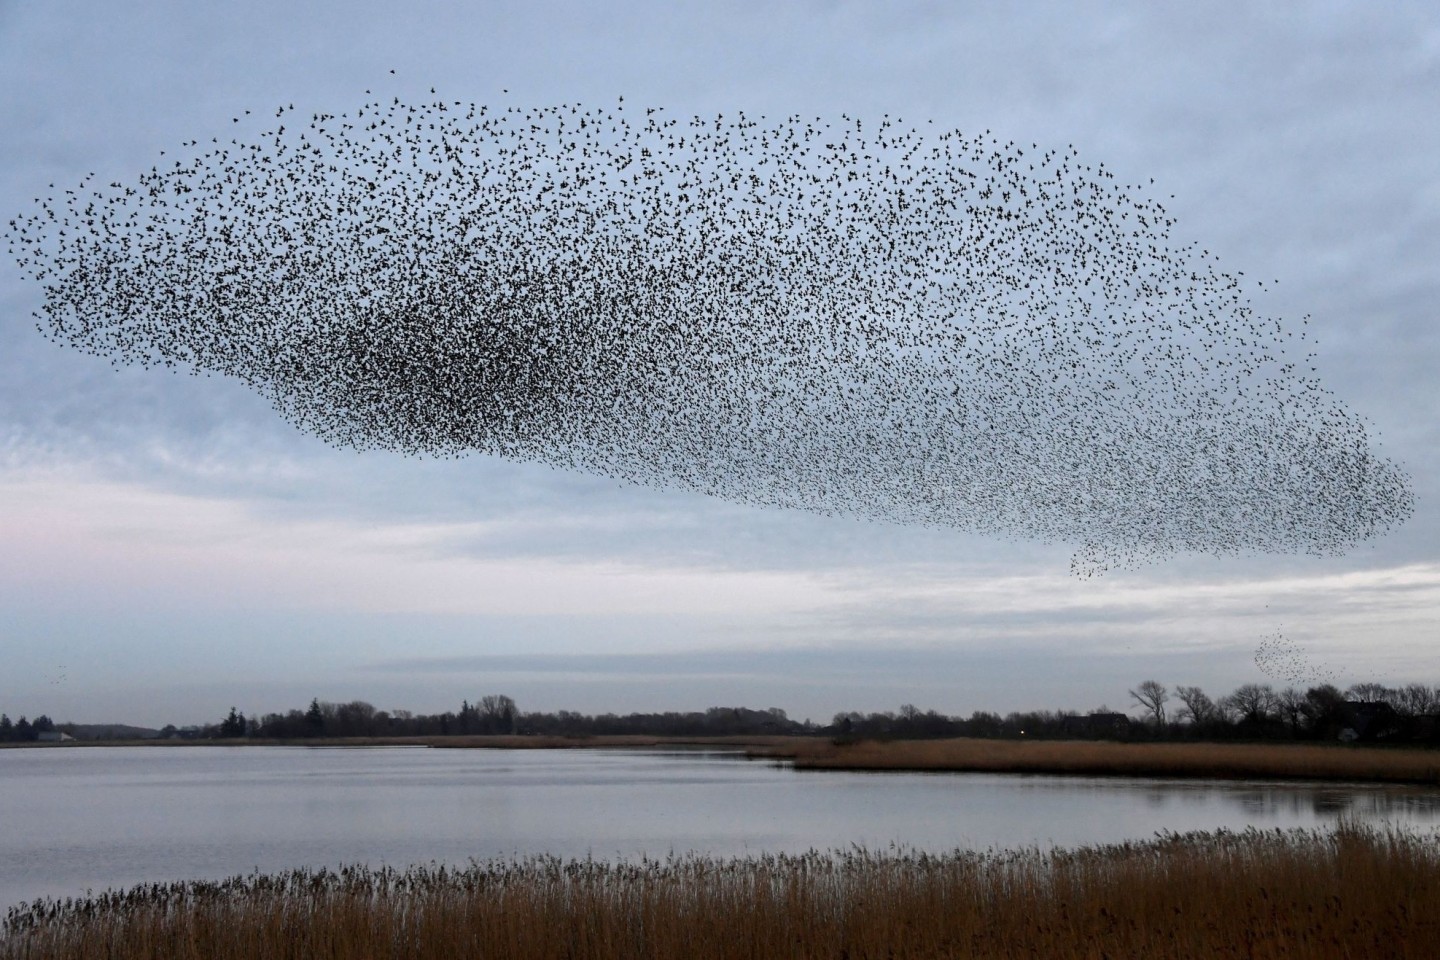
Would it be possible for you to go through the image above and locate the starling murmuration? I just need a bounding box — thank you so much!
[5,96,1414,575]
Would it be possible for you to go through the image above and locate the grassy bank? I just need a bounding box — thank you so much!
[753,737,1440,785]
[5,823,1438,959]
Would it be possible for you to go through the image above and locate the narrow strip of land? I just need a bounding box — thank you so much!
[750,736,1440,785]
[15,734,1439,785]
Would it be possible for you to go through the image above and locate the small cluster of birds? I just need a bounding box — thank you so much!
[5,93,1413,574]
[1254,630,1338,687]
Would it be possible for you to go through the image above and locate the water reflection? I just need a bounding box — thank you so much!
[1,746,1436,910]
[1226,785,1440,819]
[1004,774,1440,821]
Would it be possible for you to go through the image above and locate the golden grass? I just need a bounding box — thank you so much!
[752,737,1440,785]
[4,823,1438,959]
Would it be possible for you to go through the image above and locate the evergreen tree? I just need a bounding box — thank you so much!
[220,707,247,738]
[305,698,325,735]
[458,699,480,734]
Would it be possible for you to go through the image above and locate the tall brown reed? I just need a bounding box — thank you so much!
[5,822,1438,959]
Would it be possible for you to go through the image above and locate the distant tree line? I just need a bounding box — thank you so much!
[521,705,803,737]
[1113,681,1440,744]
[173,682,1438,745]
[10,680,1440,746]
[830,682,1440,745]
[0,714,54,742]
[169,697,809,741]
[169,696,526,740]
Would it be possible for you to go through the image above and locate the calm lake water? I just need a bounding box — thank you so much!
[3,745,1438,909]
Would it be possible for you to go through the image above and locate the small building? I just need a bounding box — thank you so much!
[36,731,74,743]
[1339,701,1401,742]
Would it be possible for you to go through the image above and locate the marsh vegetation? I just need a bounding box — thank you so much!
[4,822,1437,959]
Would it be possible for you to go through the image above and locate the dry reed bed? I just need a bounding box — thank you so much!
[5,823,1439,959]
[753,737,1440,785]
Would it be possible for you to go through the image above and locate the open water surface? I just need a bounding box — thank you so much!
[3,745,1437,909]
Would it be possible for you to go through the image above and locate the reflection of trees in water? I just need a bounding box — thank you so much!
[1031,778,1440,821]
[1219,786,1440,819]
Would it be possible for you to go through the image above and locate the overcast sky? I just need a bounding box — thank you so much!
[2,1,1437,728]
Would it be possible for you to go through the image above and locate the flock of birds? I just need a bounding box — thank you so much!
[5,93,1413,574]
[1253,629,1338,687]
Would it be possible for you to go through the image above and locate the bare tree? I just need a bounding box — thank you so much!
[1274,688,1306,733]
[1222,683,1276,724]
[1129,680,1169,725]
[1174,685,1216,724]
[478,694,518,734]
[1390,684,1440,717]
[1345,682,1392,704]
[333,700,377,737]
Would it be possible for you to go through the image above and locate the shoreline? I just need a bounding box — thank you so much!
[6,822,1437,959]
[6,734,1439,785]
[754,736,1440,786]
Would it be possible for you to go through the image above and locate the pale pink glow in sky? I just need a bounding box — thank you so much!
[0,472,844,619]
[3,467,1437,727]
[850,563,1440,622]
[805,562,1440,678]
[5,469,1437,679]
